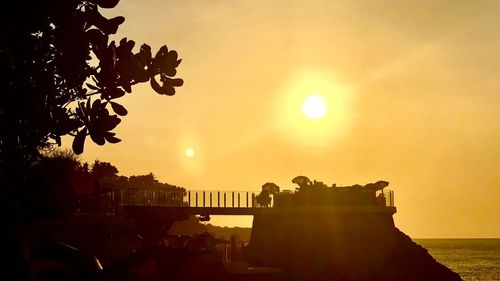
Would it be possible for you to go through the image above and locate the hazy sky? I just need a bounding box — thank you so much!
[71,0,500,237]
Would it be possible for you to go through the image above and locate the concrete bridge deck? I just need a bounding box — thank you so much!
[123,205,397,217]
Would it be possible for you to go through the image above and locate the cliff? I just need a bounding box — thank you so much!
[248,211,462,281]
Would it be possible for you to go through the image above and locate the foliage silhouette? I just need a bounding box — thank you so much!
[90,160,119,179]
[0,0,183,181]
[17,150,82,218]
[23,149,186,216]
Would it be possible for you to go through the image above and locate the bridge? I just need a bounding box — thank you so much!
[76,189,396,216]
[73,188,396,241]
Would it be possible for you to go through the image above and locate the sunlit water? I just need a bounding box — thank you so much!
[415,239,500,281]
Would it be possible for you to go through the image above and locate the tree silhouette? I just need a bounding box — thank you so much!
[18,150,83,218]
[91,160,119,179]
[0,0,183,185]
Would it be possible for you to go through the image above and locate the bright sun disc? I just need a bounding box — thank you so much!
[302,95,327,119]
[185,147,195,158]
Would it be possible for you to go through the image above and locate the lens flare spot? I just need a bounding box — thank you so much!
[185,147,195,158]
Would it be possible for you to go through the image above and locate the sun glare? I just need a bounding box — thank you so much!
[274,69,357,147]
[302,95,327,119]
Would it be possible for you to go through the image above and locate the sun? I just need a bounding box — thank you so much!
[302,95,327,119]
[273,69,357,147]
[185,147,195,158]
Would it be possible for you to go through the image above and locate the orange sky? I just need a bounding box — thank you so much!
[67,0,500,238]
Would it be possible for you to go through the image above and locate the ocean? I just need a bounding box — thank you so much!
[415,239,500,281]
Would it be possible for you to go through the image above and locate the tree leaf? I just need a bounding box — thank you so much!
[86,29,108,58]
[150,45,168,74]
[90,130,106,146]
[90,10,125,35]
[122,83,132,93]
[86,98,91,113]
[119,37,128,47]
[170,78,184,87]
[104,132,121,143]
[72,128,87,155]
[86,83,99,90]
[103,115,121,131]
[97,0,120,9]
[150,76,174,96]
[104,87,125,99]
[136,44,152,65]
[91,99,102,118]
[110,101,128,116]
[104,16,125,34]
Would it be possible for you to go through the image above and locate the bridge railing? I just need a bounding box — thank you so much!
[120,189,272,208]
[74,188,394,215]
[186,191,265,208]
[121,189,186,207]
[383,189,395,207]
[75,190,121,215]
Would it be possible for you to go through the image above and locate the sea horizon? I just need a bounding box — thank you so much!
[414,238,500,240]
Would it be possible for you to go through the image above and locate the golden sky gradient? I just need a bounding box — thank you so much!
[69,0,500,238]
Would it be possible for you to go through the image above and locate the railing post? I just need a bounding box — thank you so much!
[203,191,206,207]
[238,193,240,207]
[210,192,212,207]
[224,193,226,207]
[246,192,249,207]
[252,193,255,208]
[188,191,191,207]
[218,192,220,207]
[232,192,234,208]
[196,192,198,207]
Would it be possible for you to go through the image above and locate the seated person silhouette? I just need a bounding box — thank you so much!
[376,192,386,205]
[256,190,271,207]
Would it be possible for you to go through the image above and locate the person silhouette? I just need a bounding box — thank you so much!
[377,192,386,205]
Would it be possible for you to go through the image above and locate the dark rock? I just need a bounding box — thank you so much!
[248,212,462,281]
